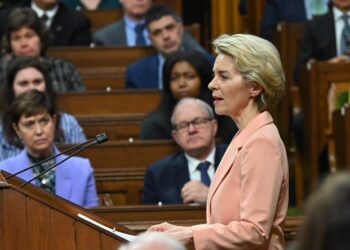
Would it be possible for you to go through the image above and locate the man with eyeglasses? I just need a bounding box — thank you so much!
[126,5,212,90]
[142,98,228,204]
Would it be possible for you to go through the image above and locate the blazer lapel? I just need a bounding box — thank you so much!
[54,154,72,199]
[207,112,274,216]
[174,153,190,193]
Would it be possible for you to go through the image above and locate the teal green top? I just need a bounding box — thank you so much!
[61,0,122,11]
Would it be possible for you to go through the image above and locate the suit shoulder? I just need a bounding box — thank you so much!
[95,20,124,35]
[128,54,158,71]
[147,152,183,173]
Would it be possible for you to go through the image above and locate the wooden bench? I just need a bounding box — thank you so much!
[64,140,180,169]
[95,167,145,205]
[333,106,350,170]
[58,90,161,116]
[78,66,126,91]
[77,114,145,141]
[48,47,155,67]
[300,62,350,189]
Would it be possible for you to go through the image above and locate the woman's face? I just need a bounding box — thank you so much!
[170,61,201,101]
[13,67,46,97]
[13,112,56,158]
[209,54,253,119]
[10,27,42,57]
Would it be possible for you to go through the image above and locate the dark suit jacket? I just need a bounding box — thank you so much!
[125,33,213,89]
[21,1,92,46]
[93,19,127,46]
[142,144,228,204]
[295,10,336,82]
[261,0,307,41]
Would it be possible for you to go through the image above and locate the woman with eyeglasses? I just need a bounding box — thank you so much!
[148,34,289,250]
[140,50,237,144]
[0,90,98,208]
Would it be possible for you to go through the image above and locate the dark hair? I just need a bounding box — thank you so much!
[145,5,182,29]
[156,50,213,121]
[298,172,350,250]
[3,89,61,148]
[0,57,56,111]
[3,7,48,56]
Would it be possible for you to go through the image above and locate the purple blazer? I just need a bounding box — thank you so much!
[0,147,99,208]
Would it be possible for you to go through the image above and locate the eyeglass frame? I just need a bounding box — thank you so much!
[172,117,214,132]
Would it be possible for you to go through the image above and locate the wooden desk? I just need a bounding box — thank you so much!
[62,140,180,169]
[91,205,302,243]
[300,62,350,188]
[58,90,161,116]
[48,46,155,67]
[77,114,144,141]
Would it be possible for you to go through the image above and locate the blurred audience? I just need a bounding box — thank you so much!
[0,7,85,92]
[0,57,86,161]
[296,0,350,80]
[22,0,92,46]
[0,90,97,208]
[142,98,227,205]
[94,0,152,46]
[261,0,329,41]
[61,0,122,11]
[126,4,212,90]
[140,50,236,143]
[293,172,350,250]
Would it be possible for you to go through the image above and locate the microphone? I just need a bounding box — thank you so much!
[6,133,108,181]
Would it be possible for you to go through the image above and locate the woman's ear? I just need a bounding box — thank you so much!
[12,123,21,140]
[248,82,263,98]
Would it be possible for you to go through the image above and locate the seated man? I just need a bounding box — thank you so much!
[126,5,212,90]
[296,0,350,79]
[142,98,227,204]
[261,0,329,41]
[93,0,152,46]
[21,0,92,46]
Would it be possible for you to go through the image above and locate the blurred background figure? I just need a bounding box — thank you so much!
[261,0,329,41]
[140,50,236,143]
[94,0,152,46]
[295,172,350,250]
[0,7,85,92]
[142,98,227,205]
[126,4,212,90]
[23,0,92,46]
[0,57,86,161]
[0,90,98,208]
[119,232,186,250]
[61,0,122,11]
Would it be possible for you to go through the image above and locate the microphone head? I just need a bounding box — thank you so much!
[95,133,108,144]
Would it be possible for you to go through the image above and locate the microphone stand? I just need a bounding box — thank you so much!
[5,137,96,180]
[19,140,97,188]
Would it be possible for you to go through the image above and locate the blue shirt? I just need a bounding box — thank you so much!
[124,15,151,47]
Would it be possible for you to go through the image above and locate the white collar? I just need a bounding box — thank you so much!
[185,147,216,175]
[31,1,59,20]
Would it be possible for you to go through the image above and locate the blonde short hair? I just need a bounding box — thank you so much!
[212,34,285,111]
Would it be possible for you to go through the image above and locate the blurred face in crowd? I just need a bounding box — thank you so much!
[13,111,56,158]
[172,100,217,159]
[332,0,350,11]
[148,15,184,55]
[170,61,201,101]
[32,0,58,10]
[120,0,152,20]
[209,53,259,121]
[13,67,46,97]
[10,27,41,57]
